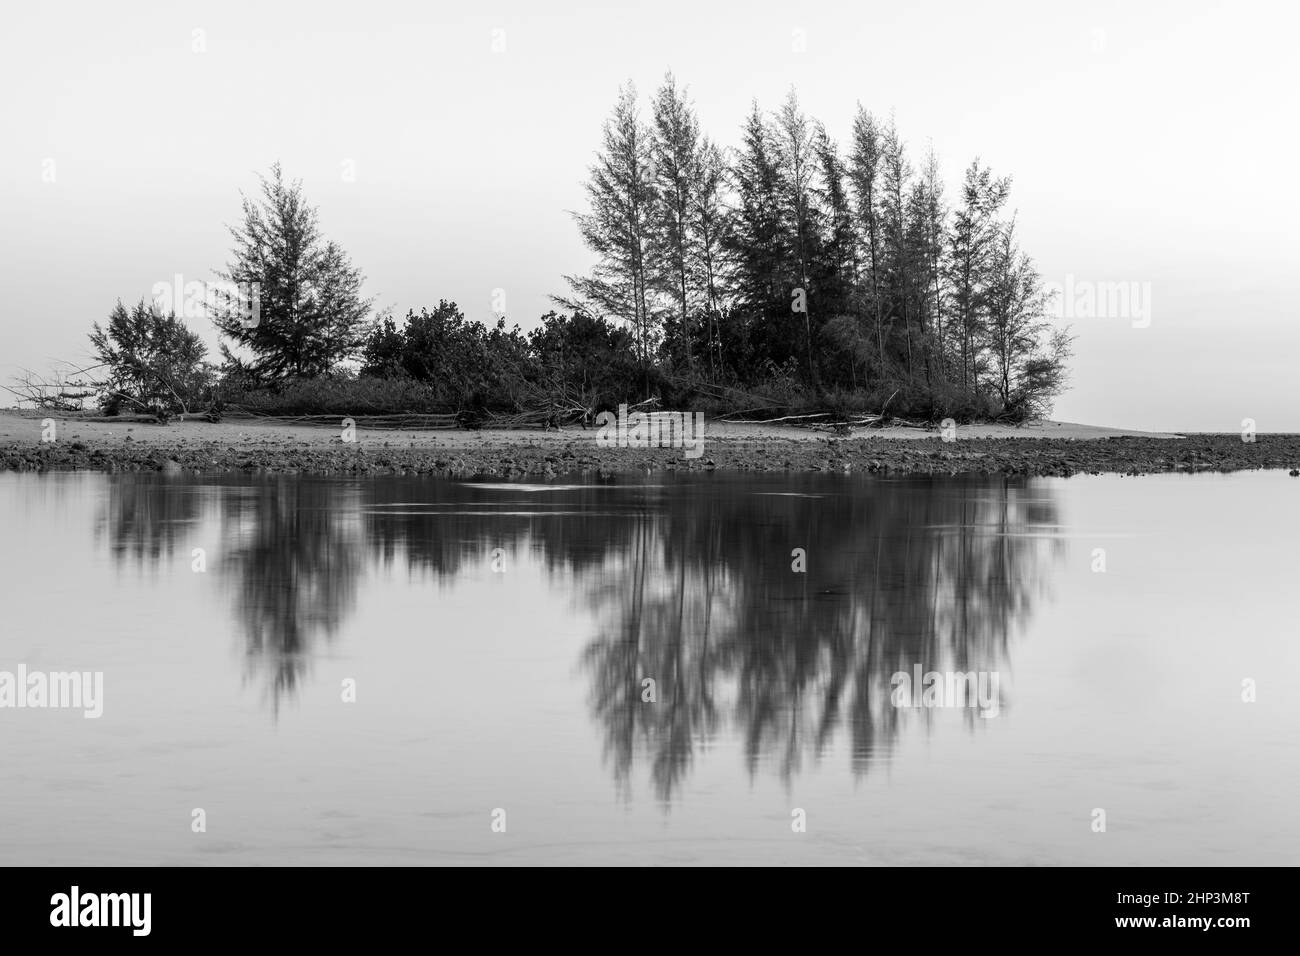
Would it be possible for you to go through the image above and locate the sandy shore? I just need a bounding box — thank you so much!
[2,409,1297,479]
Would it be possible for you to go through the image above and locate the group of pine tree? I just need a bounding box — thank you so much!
[83,74,1070,423]
[560,74,1071,420]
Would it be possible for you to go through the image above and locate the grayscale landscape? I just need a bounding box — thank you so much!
[1,0,1295,876]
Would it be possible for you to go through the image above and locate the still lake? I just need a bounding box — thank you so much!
[1,469,1296,866]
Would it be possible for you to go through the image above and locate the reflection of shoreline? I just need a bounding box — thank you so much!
[93,474,1061,793]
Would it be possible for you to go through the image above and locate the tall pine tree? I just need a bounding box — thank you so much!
[649,73,702,372]
[213,163,373,382]
[559,84,659,394]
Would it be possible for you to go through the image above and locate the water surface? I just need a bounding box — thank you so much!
[1,470,1295,865]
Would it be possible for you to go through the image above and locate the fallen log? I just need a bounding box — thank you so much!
[719,412,832,425]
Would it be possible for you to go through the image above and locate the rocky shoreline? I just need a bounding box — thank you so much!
[4,429,1300,480]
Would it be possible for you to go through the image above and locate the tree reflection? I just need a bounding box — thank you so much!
[94,474,204,567]
[98,476,363,716]
[97,472,1060,794]
[573,478,1063,802]
[218,481,362,716]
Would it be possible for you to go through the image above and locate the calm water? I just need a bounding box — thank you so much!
[1,469,1296,866]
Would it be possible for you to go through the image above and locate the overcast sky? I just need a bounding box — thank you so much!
[2,0,1295,431]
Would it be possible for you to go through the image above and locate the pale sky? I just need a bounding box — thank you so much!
[2,0,1295,431]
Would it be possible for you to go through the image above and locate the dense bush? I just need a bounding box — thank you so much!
[361,301,532,411]
[216,374,446,417]
[527,310,643,414]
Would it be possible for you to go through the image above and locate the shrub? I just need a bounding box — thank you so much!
[90,299,211,418]
[217,374,444,417]
[528,310,642,412]
[361,302,531,411]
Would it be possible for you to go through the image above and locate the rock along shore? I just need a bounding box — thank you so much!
[2,413,1298,480]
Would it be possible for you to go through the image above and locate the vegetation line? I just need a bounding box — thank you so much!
[14,76,1072,429]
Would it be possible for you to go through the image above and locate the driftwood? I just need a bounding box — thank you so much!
[718,408,934,436]
[719,411,838,425]
[1,364,105,412]
[223,408,461,429]
[224,405,600,431]
[3,360,210,422]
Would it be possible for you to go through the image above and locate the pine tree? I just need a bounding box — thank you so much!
[946,160,1010,391]
[917,146,949,380]
[774,91,822,384]
[558,84,658,394]
[691,137,729,379]
[879,117,915,380]
[849,106,886,377]
[985,218,1070,415]
[813,126,857,313]
[726,102,792,372]
[812,127,867,387]
[213,163,372,382]
[649,73,701,371]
